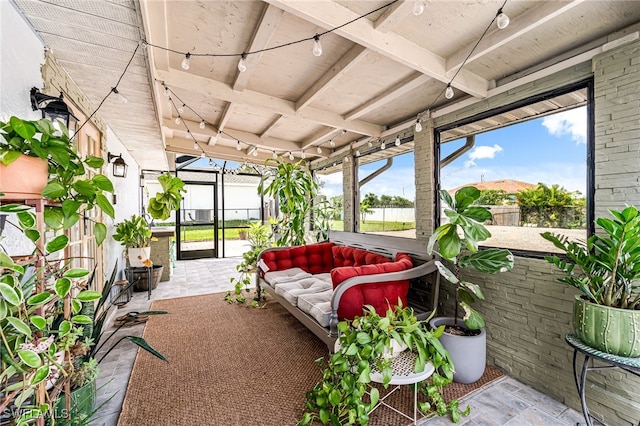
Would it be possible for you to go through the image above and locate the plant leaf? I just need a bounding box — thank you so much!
[18,350,41,368]
[55,278,71,298]
[6,317,32,337]
[45,234,69,253]
[0,282,21,306]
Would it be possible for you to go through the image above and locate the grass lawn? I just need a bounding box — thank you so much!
[177,221,415,242]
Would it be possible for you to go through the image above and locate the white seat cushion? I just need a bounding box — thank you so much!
[298,289,333,327]
[275,277,332,306]
[264,268,311,287]
[314,273,332,285]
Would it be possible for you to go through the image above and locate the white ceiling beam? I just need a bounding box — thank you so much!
[301,128,342,151]
[446,0,585,73]
[233,4,284,92]
[217,102,236,132]
[162,117,303,152]
[345,73,431,120]
[265,0,488,98]
[260,114,284,137]
[295,45,368,111]
[373,0,413,33]
[139,0,170,72]
[156,69,384,136]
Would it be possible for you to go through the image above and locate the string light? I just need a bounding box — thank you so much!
[344,156,349,163]
[175,116,181,124]
[395,135,401,146]
[288,152,294,161]
[236,141,241,151]
[415,120,422,132]
[178,104,185,114]
[496,8,510,29]
[317,146,322,154]
[164,86,170,97]
[272,151,278,159]
[111,87,127,104]
[193,142,199,150]
[238,53,247,72]
[199,120,206,129]
[312,35,323,57]
[209,158,213,166]
[253,148,259,157]
[380,140,386,150]
[367,140,373,148]
[301,151,306,159]
[181,52,191,70]
[355,150,360,156]
[445,84,454,99]
[200,151,205,158]
[412,0,425,16]
[329,139,335,147]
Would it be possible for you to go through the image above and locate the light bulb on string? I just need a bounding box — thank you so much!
[200,151,205,158]
[289,152,294,161]
[301,151,306,159]
[175,116,181,125]
[367,140,373,148]
[412,0,425,16]
[178,104,185,114]
[181,52,191,70]
[496,9,510,29]
[252,147,259,157]
[199,120,206,129]
[445,84,454,99]
[329,139,335,147]
[272,151,278,159]
[238,53,247,72]
[209,158,213,166]
[344,156,349,163]
[415,120,422,132]
[317,146,322,154]
[111,87,127,104]
[236,141,241,151]
[164,86,170,97]
[380,141,386,150]
[395,135,401,146]
[193,142,199,150]
[355,150,360,157]
[312,35,323,57]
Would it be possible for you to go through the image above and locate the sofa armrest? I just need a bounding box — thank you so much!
[327,260,438,338]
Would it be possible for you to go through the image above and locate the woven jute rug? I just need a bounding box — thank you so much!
[117,294,503,426]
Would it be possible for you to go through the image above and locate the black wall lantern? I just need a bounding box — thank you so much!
[30,87,79,136]
[107,152,128,178]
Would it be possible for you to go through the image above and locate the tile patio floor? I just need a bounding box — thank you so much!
[92,257,585,426]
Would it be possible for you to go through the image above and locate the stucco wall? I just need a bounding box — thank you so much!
[435,39,640,425]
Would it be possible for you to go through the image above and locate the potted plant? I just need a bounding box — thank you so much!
[224,222,272,307]
[427,187,514,383]
[0,203,106,425]
[258,158,318,247]
[113,214,153,268]
[147,172,186,221]
[0,116,115,245]
[299,303,469,425]
[541,205,640,357]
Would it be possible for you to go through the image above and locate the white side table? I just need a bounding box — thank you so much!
[369,351,435,425]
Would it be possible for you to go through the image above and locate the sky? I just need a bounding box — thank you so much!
[318,106,587,201]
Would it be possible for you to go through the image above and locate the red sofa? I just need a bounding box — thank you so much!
[256,231,439,350]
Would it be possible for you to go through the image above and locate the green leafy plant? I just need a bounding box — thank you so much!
[147,172,186,220]
[0,204,104,425]
[224,222,272,307]
[258,158,318,247]
[428,187,514,331]
[541,205,640,309]
[299,303,468,425]
[0,116,115,245]
[113,215,152,248]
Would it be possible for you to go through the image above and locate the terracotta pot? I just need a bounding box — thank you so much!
[573,295,640,357]
[0,154,48,199]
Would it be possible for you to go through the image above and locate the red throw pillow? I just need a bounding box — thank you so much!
[331,253,412,320]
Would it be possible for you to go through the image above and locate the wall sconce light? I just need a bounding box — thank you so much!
[107,152,128,178]
[30,87,79,136]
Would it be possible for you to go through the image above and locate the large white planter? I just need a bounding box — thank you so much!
[429,317,486,384]
[128,247,151,267]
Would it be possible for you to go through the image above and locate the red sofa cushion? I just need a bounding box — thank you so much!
[332,246,390,267]
[260,242,335,275]
[331,253,413,320]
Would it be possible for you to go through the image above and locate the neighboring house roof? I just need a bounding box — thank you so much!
[448,179,536,195]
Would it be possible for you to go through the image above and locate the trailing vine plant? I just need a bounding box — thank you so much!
[299,303,469,425]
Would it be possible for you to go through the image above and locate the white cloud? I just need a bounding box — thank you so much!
[541,107,587,144]
[464,144,503,168]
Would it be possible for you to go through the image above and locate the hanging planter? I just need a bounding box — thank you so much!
[0,154,47,199]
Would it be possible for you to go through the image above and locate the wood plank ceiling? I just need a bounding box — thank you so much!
[11,1,640,171]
